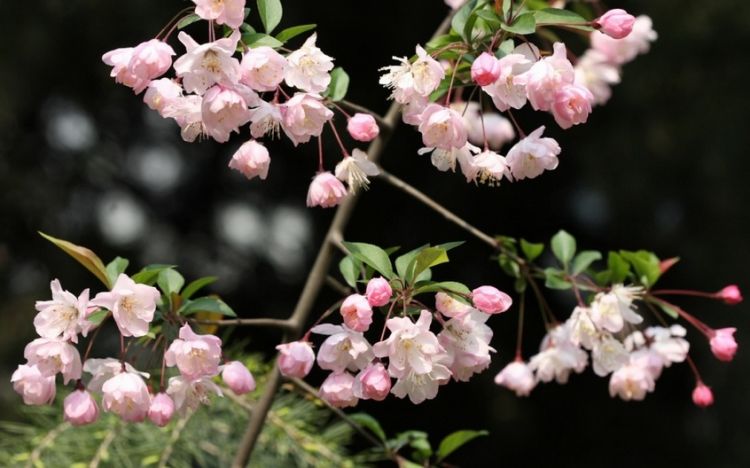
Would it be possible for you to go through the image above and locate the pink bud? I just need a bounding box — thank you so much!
[692,383,714,408]
[658,257,680,274]
[365,277,393,307]
[347,113,380,142]
[716,285,742,305]
[354,362,391,401]
[148,392,175,427]
[306,172,348,208]
[595,9,636,39]
[710,328,738,362]
[471,52,502,86]
[228,140,271,180]
[471,286,513,314]
[340,294,373,332]
[319,372,358,408]
[276,341,315,378]
[222,361,256,395]
[63,389,99,426]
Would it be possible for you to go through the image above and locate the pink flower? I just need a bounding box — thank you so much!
[306,172,348,208]
[710,328,738,362]
[525,42,575,112]
[591,16,657,65]
[471,52,502,86]
[476,113,515,150]
[248,100,283,139]
[63,389,99,426]
[574,50,621,106]
[222,361,256,395]
[83,358,150,393]
[334,149,379,193]
[90,273,160,338]
[201,85,254,143]
[482,53,533,112]
[391,355,452,404]
[148,392,175,427]
[101,371,151,422]
[365,277,392,307]
[165,324,223,380]
[284,34,334,93]
[551,83,594,129]
[162,95,205,142]
[717,285,742,305]
[166,375,223,413]
[144,78,183,115]
[281,92,334,146]
[380,46,444,103]
[409,45,445,96]
[128,39,175,93]
[692,383,714,408]
[418,104,468,150]
[438,310,494,381]
[340,294,373,332]
[608,363,655,401]
[24,337,82,384]
[192,0,245,29]
[228,140,271,180]
[505,126,561,180]
[312,324,374,373]
[472,150,512,186]
[174,31,242,95]
[494,360,536,396]
[276,341,315,378]
[353,362,391,401]
[472,286,512,314]
[435,292,471,318]
[34,279,91,343]
[102,47,145,93]
[319,372,358,408]
[11,364,56,405]
[373,310,443,378]
[347,113,380,142]
[595,9,636,40]
[240,46,287,92]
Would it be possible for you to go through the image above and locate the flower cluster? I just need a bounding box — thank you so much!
[102,0,381,208]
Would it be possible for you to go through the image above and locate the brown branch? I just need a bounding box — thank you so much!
[190,317,295,330]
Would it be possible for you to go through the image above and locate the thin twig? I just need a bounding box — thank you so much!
[190,317,295,330]
[26,422,70,468]
[325,274,352,296]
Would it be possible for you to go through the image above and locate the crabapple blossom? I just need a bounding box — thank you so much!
[438,310,495,381]
[91,273,159,338]
[710,328,738,362]
[380,45,444,103]
[192,0,245,29]
[11,364,56,405]
[148,392,175,427]
[201,85,254,143]
[346,113,380,142]
[144,78,183,114]
[401,95,429,125]
[162,94,205,142]
[228,140,271,180]
[628,348,666,380]
[334,149,379,193]
[470,150,511,186]
[494,360,536,396]
[435,292,471,318]
[33,279,91,343]
[418,104,467,150]
[240,46,287,92]
[128,39,175,92]
[312,324,374,373]
[717,285,742,305]
[574,50,621,105]
[692,383,714,408]
[591,16,657,65]
[470,113,515,150]
[529,325,588,384]
[551,83,594,130]
[481,53,533,111]
[471,52,502,86]
[284,34,334,93]
[390,355,452,404]
[248,100,283,139]
[222,361,256,395]
[595,9,636,39]
[339,294,374,332]
[102,47,144,92]
[471,286,513,314]
[505,126,561,180]
[167,375,223,414]
[591,335,629,376]
[419,144,477,175]
[281,93,334,146]
[306,172,348,208]
[373,310,443,378]
[608,363,655,401]
[276,341,315,378]
[525,42,575,112]
[645,325,689,366]
[101,371,151,422]
[173,31,241,95]
[24,337,82,384]
[164,324,223,380]
[63,389,99,426]
[319,372,358,408]
[353,362,391,401]
[83,358,150,393]
[567,306,597,350]
[590,285,644,333]
[365,277,393,307]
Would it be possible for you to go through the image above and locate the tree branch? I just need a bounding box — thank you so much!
[190,317,295,330]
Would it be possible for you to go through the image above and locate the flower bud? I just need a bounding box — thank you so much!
[710,328,738,362]
[306,172,348,208]
[148,392,175,427]
[471,52,502,86]
[692,383,714,408]
[494,361,536,397]
[365,277,392,307]
[716,285,742,305]
[354,363,391,401]
[222,361,256,395]
[63,389,99,426]
[347,113,380,142]
[595,9,636,39]
[340,294,373,332]
[319,372,358,408]
[471,286,513,314]
[276,341,315,378]
[228,140,271,180]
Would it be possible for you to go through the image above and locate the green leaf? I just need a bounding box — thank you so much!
[409,247,449,283]
[654,300,679,319]
[177,14,201,30]
[275,24,316,43]
[39,232,110,287]
[324,67,350,102]
[498,253,520,278]
[396,244,429,279]
[257,0,283,33]
[349,413,386,442]
[182,276,218,300]
[86,309,109,326]
[180,297,237,317]
[520,239,544,262]
[607,252,631,284]
[501,12,537,35]
[551,230,576,268]
[157,268,185,297]
[620,250,662,287]
[131,264,176,285]
[532,8,593,31]
[241,32,284,48]
[475,9,503,28]
[451,0,478,42]
[105,257,129,287]
[436,430,489,462]
[544,267,571,290]
[436,241,465,252]
[413,281,470,296]
[338,256,361,289]
[497,38,515,57]
[571,250,602,275]
[342,242,394,279]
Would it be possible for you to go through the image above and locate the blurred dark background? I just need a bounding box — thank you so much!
[1,0,748,466]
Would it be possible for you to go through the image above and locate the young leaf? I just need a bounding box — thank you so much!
[436,430,489,462]
[157,268,185,296]
[180,297,237,317]
[520,239,544,262]
[413,281,470,296]
[620,250,661,287]
[551,230,576,268]
[408,247,449,283]
[544,267,572,290]
[395,244,429,279]
[501,13,537,35]
[182,276,218,301]
[571,250,602,275]
[275,24,316,43]
[177,14,201,30]
[608,251,631,284]
[342,242,394,279]
[532,8,593,31]
[241,33,284,48]
[436,241,465,252]
[498,254,521,278]
[131,264,176,285]
[475,9,503,28]
[324,67,350,102]
[349,413,387,442]
[338,256,360,289]
[86,309,109,326]
[451,0,478,42]
[257,0,283,34]
[105,257,129,287]
[39,232,110,288]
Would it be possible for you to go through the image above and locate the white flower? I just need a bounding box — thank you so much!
[334,149,380,192]
[590,285,643,333]
[472,150,512,186]
[167,375,223,414]
[494,361,536,396]
[312,324,374,373]
[173,31,242,95]
[645,325,689,366]
[591,335,629,376]
[84,358,150,392]
[608,363,655,401]
[391,355,452,404]
[373,310,443,378]
[380,45,444,103]
[529,325,587,384]
[566,306,597,350]
[248,100,283,139]
[34,279,92,343]
[438,310,495,382]
[284,34,334,93]
[574,49,621,105]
